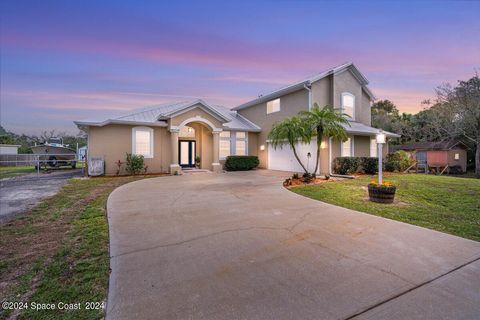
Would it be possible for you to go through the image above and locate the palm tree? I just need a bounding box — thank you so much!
[268,116,312,174]
[300,103,350,175]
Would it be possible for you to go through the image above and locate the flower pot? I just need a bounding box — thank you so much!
[368,184,396,204]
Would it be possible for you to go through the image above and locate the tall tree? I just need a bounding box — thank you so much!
[299,104,349,174]
[434,75,480,177]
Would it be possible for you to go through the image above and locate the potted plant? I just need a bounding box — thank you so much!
[195,156,201,169]
[368,180,396,203]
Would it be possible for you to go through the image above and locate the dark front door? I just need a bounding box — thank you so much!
[179,140,196,167]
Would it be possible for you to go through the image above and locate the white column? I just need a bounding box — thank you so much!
[169,128,181,174]
[212,131,221,173]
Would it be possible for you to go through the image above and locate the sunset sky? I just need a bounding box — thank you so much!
[1,0,479,134]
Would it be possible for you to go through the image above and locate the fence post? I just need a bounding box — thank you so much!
[37,156,40,175]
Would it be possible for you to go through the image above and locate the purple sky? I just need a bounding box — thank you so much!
[1,0,479,134]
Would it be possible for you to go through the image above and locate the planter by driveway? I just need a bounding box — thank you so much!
[107,170,480,320]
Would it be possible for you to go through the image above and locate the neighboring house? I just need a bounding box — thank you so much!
[392,140,468,173]
[74,62,399,176]
[0,144,21,155]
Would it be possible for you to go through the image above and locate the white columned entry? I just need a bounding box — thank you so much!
[212,130,221,173]
[169,128,181,174]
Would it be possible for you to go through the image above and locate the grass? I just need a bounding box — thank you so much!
[291,174,480,242]
[0,175,163,320]
[0,166,36,178]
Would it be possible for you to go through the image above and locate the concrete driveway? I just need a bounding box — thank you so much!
[107,170,480,320]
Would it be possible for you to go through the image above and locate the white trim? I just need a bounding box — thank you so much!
[132,126,154,158]
[341,92,355,120]
[370,138,378,157]
[74,119,168,128]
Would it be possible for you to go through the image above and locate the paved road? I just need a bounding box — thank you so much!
[107,170,480,320]
[0,169,83,222]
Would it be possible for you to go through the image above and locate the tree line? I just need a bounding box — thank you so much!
[0,126,87,153]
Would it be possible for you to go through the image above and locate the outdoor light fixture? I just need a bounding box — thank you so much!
[187,127,193,133]
[260,145,265,151]
[376,130,386,184]
[320,141,327,149]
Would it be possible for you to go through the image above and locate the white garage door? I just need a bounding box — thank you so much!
[268,141,318,173]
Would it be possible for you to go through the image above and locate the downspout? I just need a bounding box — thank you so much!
[304,83,312,110]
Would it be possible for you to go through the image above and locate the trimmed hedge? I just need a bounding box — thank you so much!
[361,157,378,174]
[333,157,361,175]
[224,156,259,171]
[333,156,379,175]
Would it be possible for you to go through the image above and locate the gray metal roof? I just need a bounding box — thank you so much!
[344,121,400,138]
[233,62,376,111]
[74,99,261,132]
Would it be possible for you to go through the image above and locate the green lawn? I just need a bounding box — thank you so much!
[0,175,162,320]
[0,166,36,178]
[291,174,480,242]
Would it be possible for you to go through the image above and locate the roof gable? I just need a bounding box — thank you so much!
[160,100,230,123]
[233,62,375,111]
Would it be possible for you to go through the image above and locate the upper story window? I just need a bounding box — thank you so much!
[267,98,281,114]
[341,137,353,157]
[132,127,154,158]
[341,93,355,120]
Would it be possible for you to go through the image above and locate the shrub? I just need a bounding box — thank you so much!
[292,173,299,179]
[125,153,145,175]
[387,150,412,171]
[333,157,361,175]
[224,156,259,171]
[384,161,400,172]
[360,157,378,174]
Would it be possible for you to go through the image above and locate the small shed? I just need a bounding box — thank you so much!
[0,144,21,155]
[393,140,468,173]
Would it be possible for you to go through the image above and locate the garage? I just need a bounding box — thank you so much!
[267,141,318,173]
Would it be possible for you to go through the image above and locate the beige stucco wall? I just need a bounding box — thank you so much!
[447,149,467,172]
[238,88,308,168]
[88,124,170,175]
[333,70,372,125]
[311,76,332,108]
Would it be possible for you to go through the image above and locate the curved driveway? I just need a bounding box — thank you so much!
[107,171,480,320]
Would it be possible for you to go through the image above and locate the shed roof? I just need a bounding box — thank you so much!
[392,140,469,151]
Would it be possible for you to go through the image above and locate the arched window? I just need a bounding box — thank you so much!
[132,126,154,158]
[341,92,355,120]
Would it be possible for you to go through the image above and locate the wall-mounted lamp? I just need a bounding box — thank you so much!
[187,127,193,133]
[320,141,327,149]
[260,145,265,151]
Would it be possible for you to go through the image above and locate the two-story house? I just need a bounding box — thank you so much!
[74,62,399,175]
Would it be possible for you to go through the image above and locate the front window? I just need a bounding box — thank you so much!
[267,98,281,114]
[370,138,377,157]
[235,132,247,155]
[219,131,248,159]
[219,131,231,160]
[341,93,355,119]
[341,137,352,157]
[132,127,154,158]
